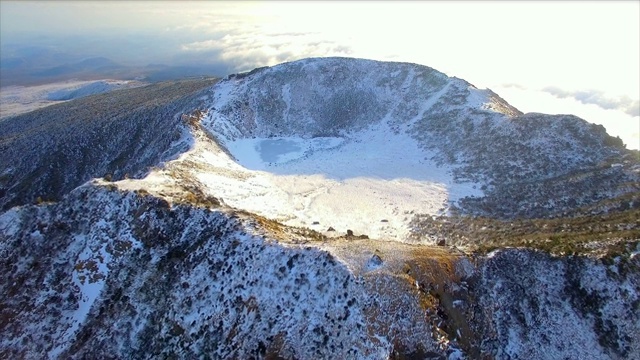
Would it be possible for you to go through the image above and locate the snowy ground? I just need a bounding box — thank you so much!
[0,79,146,119]
[193,122,481,241]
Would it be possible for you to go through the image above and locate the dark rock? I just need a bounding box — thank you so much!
[346,230,354,237]
[437,239,446,246]
[327,227,335,232]
[312,221,320,225]
[170,323,185,336]
[369,254,383,267]
[381,219,388,222]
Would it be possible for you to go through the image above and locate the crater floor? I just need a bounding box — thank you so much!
[195,122,481,241]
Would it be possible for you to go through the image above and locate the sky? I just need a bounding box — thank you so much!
[1,1,639,149]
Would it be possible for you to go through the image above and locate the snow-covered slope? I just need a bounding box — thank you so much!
[0,183,455,359]
[45,80,143,101]
[203,58,519,141]
[1,181,637,359]
[478,249,640,359]
[0,79,146,119]
[0,78,216,212]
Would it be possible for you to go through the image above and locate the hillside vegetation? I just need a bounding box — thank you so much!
[0,78,217,211]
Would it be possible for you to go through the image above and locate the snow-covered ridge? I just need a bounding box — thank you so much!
[0,78,216,212]
[202,57,512,142]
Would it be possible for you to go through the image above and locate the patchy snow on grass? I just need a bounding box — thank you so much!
[48,235,106,358]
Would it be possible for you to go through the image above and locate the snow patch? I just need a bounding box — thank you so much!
[0,209,21,237]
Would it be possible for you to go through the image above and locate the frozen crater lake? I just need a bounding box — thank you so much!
[227,137,344,170]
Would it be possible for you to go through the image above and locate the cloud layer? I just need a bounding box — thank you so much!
[542,87,639,117]
[2,1,638,148]
[180,31,353,73]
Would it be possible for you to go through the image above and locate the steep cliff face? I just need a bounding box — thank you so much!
[1,57,638,359]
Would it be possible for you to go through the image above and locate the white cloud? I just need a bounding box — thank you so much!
[180,26,353,72]
[542,87,639,117]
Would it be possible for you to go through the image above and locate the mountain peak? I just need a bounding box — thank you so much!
[1,57,638,359]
